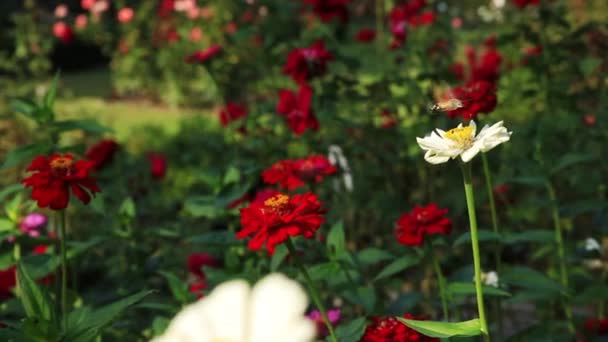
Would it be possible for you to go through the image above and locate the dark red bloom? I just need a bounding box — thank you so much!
[512,0,540,8]
[53,22,74,44]
[227,192,252,209]
[0,267,16,300]
[471,49,502,84]
[388,1,434,48]
[189,280,206,299]
[237,192,325,254]
[449,62,465,80]
[158,0,175,18]
[361,313,439,342]
[147,153,167,180]
[187,253,219,279]
[252,188,281,204]
[446,80,497,120]
[22,154,101,210]
[302,0,350,23]
[185,45,222,63]
[283,40,333,84]
[583,114,597,127]
[380,109,398,128]
[33,245,48,255]
[86,139,119,170]
[584,318,608,335]
[520,45,542,65]
[356,28,376,43]
[395,204,452,246]
[219,103,248,127]
[263,155,336,190]
[277,85,319,135]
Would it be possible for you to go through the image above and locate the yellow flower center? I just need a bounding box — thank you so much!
[264,194,289,209]
[444,126,474,148]
[50,157,73,171]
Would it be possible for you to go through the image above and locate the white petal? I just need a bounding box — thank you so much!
[460,145,481,163]
[424,150,451,164]
[197,280,250,341]
[468,120,478,136]
[248,274,315,342]
[153,301,214,342]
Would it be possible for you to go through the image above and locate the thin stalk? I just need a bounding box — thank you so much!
[545,182,575,334]
[375,0,384,53]
[285,238,338,342]
[59,210,68,331]
[480,153,504,340]
[460,163,490,342]
[13,243,21,295]
[427,242,449,321]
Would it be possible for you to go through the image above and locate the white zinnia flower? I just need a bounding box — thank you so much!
[482,271,499,288]
[416,121,512,164]
[584,237,601,252]
[151,273,316,342]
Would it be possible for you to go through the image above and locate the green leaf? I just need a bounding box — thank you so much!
[0,218,15,232]
[223,166,241,185]
[0,184,25,202]
[453,230,501,247]
[374,255,421,281]
[579,57,602,77]
[308,262,341,281]
[21,317,59,342]
[334,317,366,342]
[44,71,60,109]
[16,263,56,323]
[188,231,240,246]
[10,98,38,119]
[447,282,511,298]
[356,248,394,266]
[158,271,189,303]
[327,221,346,259]
[1,143,51,170]
[506,176,547,187]
[270,244,289,271]
[64,290,152,341]
[503,230,554,244]
[397,318,481,338]
[50,119,112,134]
[501,266,564,294]
[550,153,594,175]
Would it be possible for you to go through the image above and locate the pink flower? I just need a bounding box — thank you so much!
[54,4,69,19]
[117,7,134,23]
[19,213,47,238]
[75,14,88,29]
[53,22,74,44]
[81,0,95,10]
[308,308,341,336]
[189,27,203,42]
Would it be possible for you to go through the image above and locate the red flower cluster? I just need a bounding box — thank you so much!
[186,253,219,299]
[185,45,222,63]
[445,81,497,120]
[263,155,337,190]
[53,22,74,44]
[520,45,543,65]
[147,153,167,180]
[22,154,101,210]
[584,318,608,335]
[388,0,436,49]
[219,103,248,127]
[0,267,16,300]
[356,28,376,43]
[277,85,319,135]
[361,313,439,342]
[512,0,540,8]
[86,139,119,170]
[380,109,398,128]
[395,204,452,246]
[283,41,334,84]
[237,192,325,254]
[158,0,175,18]
[302,0,350,23]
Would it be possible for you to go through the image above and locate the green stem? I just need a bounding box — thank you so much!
[460,163,490,342]
[285,238,338,342]
[480,153,504,340]
[59,210,68,331]
[427,242,449,321]
[375,0,384,53]
[13,243,21,295]
[546,182,575,334]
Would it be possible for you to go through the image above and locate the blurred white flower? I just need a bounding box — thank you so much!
[151,273,316,342]
[585,237,601,252]
[483,271,499,287]
[54,4,69,18]
[492,0,506,8]
[328,145,353,192]
[416,121,511,164]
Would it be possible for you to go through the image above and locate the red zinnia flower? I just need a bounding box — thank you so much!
[86,139,119,170]
[361,313,439,342]
[187,253,220,279]
[252,188,280,204]
[446,80,497,120]
[158,0,175,18]
[512,0,540,9]
[147,153,167,180]
[237,192,325,254]
[189,280,206,299]
[0,267,16,300]
[388,1,435,48]
[395,204,452,246]
[185,45,222,63]
[283,40,333,84]
[53,22,74,44]
[219,103,248,127]
[263,155,336,190]
[22,154,100,210]
[277,85,319,135]
[584,318,608,335]
[380,109,398,128]
[356,28,376,43]
[302,0,350,23]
